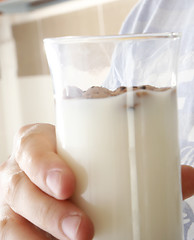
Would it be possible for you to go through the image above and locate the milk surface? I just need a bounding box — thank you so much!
[56,87,183,240]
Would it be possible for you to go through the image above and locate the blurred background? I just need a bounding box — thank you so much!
[0,0,137,162]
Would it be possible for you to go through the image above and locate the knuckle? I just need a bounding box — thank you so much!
[6,171,24,207]
[0,217,9,239]
[13,123,56,163]
[16,123,54,142]
[0,161,8,176]
[0,160,14,202]
[14,124,43,161]
[16,124,40,148]
[14,124,55,168]
[0,209,27,240]
[17,123,41,137]
[38,199,57,227]
[0,217,9,229]
[0,205,15,240]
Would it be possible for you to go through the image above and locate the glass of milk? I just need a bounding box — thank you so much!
[44,33,183,240]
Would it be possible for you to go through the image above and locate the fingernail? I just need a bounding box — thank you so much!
[62,215,81,239]
[46,170,63,196]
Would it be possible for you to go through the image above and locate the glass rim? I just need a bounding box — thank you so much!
[43,32,180,45]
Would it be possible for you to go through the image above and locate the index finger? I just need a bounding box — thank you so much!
[13,123,76,200]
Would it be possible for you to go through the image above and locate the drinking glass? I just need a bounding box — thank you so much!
[44,33,182,240]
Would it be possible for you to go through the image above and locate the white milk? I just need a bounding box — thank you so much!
[56,87,183,240]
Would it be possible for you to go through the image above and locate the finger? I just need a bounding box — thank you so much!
[4,164,94,240]
[181,164,194,200]
[13,123,76,200]
[0,204,55,240]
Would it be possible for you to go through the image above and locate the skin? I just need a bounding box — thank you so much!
[0,123,193,240]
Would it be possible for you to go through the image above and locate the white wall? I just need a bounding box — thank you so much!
[0,0,137,162]
[0,15,55,163]
[0,75,55,163]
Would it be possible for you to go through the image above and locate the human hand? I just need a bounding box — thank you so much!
[0,123,194,240]
[0,123,94,240]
